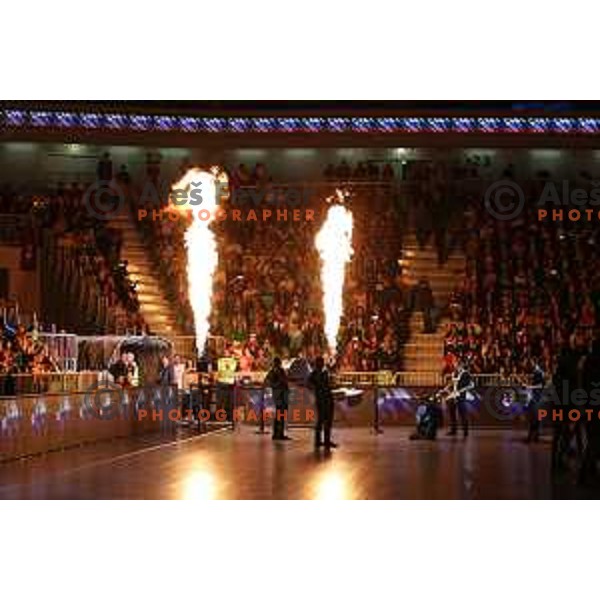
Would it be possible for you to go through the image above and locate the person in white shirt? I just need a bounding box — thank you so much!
[173,354,186,390]
[126,352,139,387]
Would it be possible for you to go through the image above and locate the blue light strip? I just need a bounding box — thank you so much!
[2,109,600,135]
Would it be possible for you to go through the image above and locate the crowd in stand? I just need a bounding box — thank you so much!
[84,153,600,377]
[335,187,406,371]
[0,160,146,334]
[67,229,142,319]
[1,153,406,363]
[229,162,272,187]
[0,187,35,215]
[323,160,396,182]
[130,157,408,370]
[440,163,600,375]
[46,183,146,333]
[0,320,59,381]
[9,147,600,378]
[207,165,326,366]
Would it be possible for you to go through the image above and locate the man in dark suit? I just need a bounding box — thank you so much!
[265,356,290,441]
[580,338,600,483]
[415,278,435,334]
[308,356,337,450]
[447,360,473,437]
[526,359,545,443]
[159,355,175,387]
[552,339,585,471]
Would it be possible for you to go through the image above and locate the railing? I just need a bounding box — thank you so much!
[169,336,202,360]
[0,328,535,397]
[334,371,394,387]
[0,384,181,461]
[0,368,539,462]
[37,332,78,371]
[472,373,530,388]
[392,372,531,388]
[393,371,445,387]
[232,180,396,191]
[0,372,101,397]
[236,371,268,384]
[76,335,127,371]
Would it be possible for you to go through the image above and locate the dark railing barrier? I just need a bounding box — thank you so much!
[0,372,101,397]
[0,379,248,461]
[0,384,181,461]
[372,384,533,433]
[0,371,538,461]
[232,380,534,434]
[37,333,79,371]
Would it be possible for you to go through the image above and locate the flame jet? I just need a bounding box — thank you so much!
[169,167,227,357]
[315,191,354,355]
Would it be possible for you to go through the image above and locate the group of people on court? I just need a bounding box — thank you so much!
[228,339,600,487]
[263,354,475,448]
[184,349,572,454]
[430,358,545,442]
[265,356,337,450]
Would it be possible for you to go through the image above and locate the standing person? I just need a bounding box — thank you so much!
[146,152,162,185]
[152,354,170,430]
[416,278,435,334]
[308,356,337,450]
[158,355,174,386]
[97,152,113,181]
[552,336,585,471]
[159,354,184,421]
[526,358,545,443]
[447,360,473,438]
[126,352,140,387]
[580,338,600,484]
[217,350,237,422]
[172,354,185,391]
[109,352,129,387]
[265,356,290,441]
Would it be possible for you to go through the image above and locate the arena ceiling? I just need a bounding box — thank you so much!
[2,101,600,148]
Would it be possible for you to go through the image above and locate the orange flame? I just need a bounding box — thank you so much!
[315,191,354,354]
[169,167,227,356]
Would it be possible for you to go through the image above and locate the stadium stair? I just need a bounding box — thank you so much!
[399,232,465,373]
[109,212,180,336]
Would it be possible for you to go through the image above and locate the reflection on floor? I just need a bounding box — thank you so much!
[0,426,596,499]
